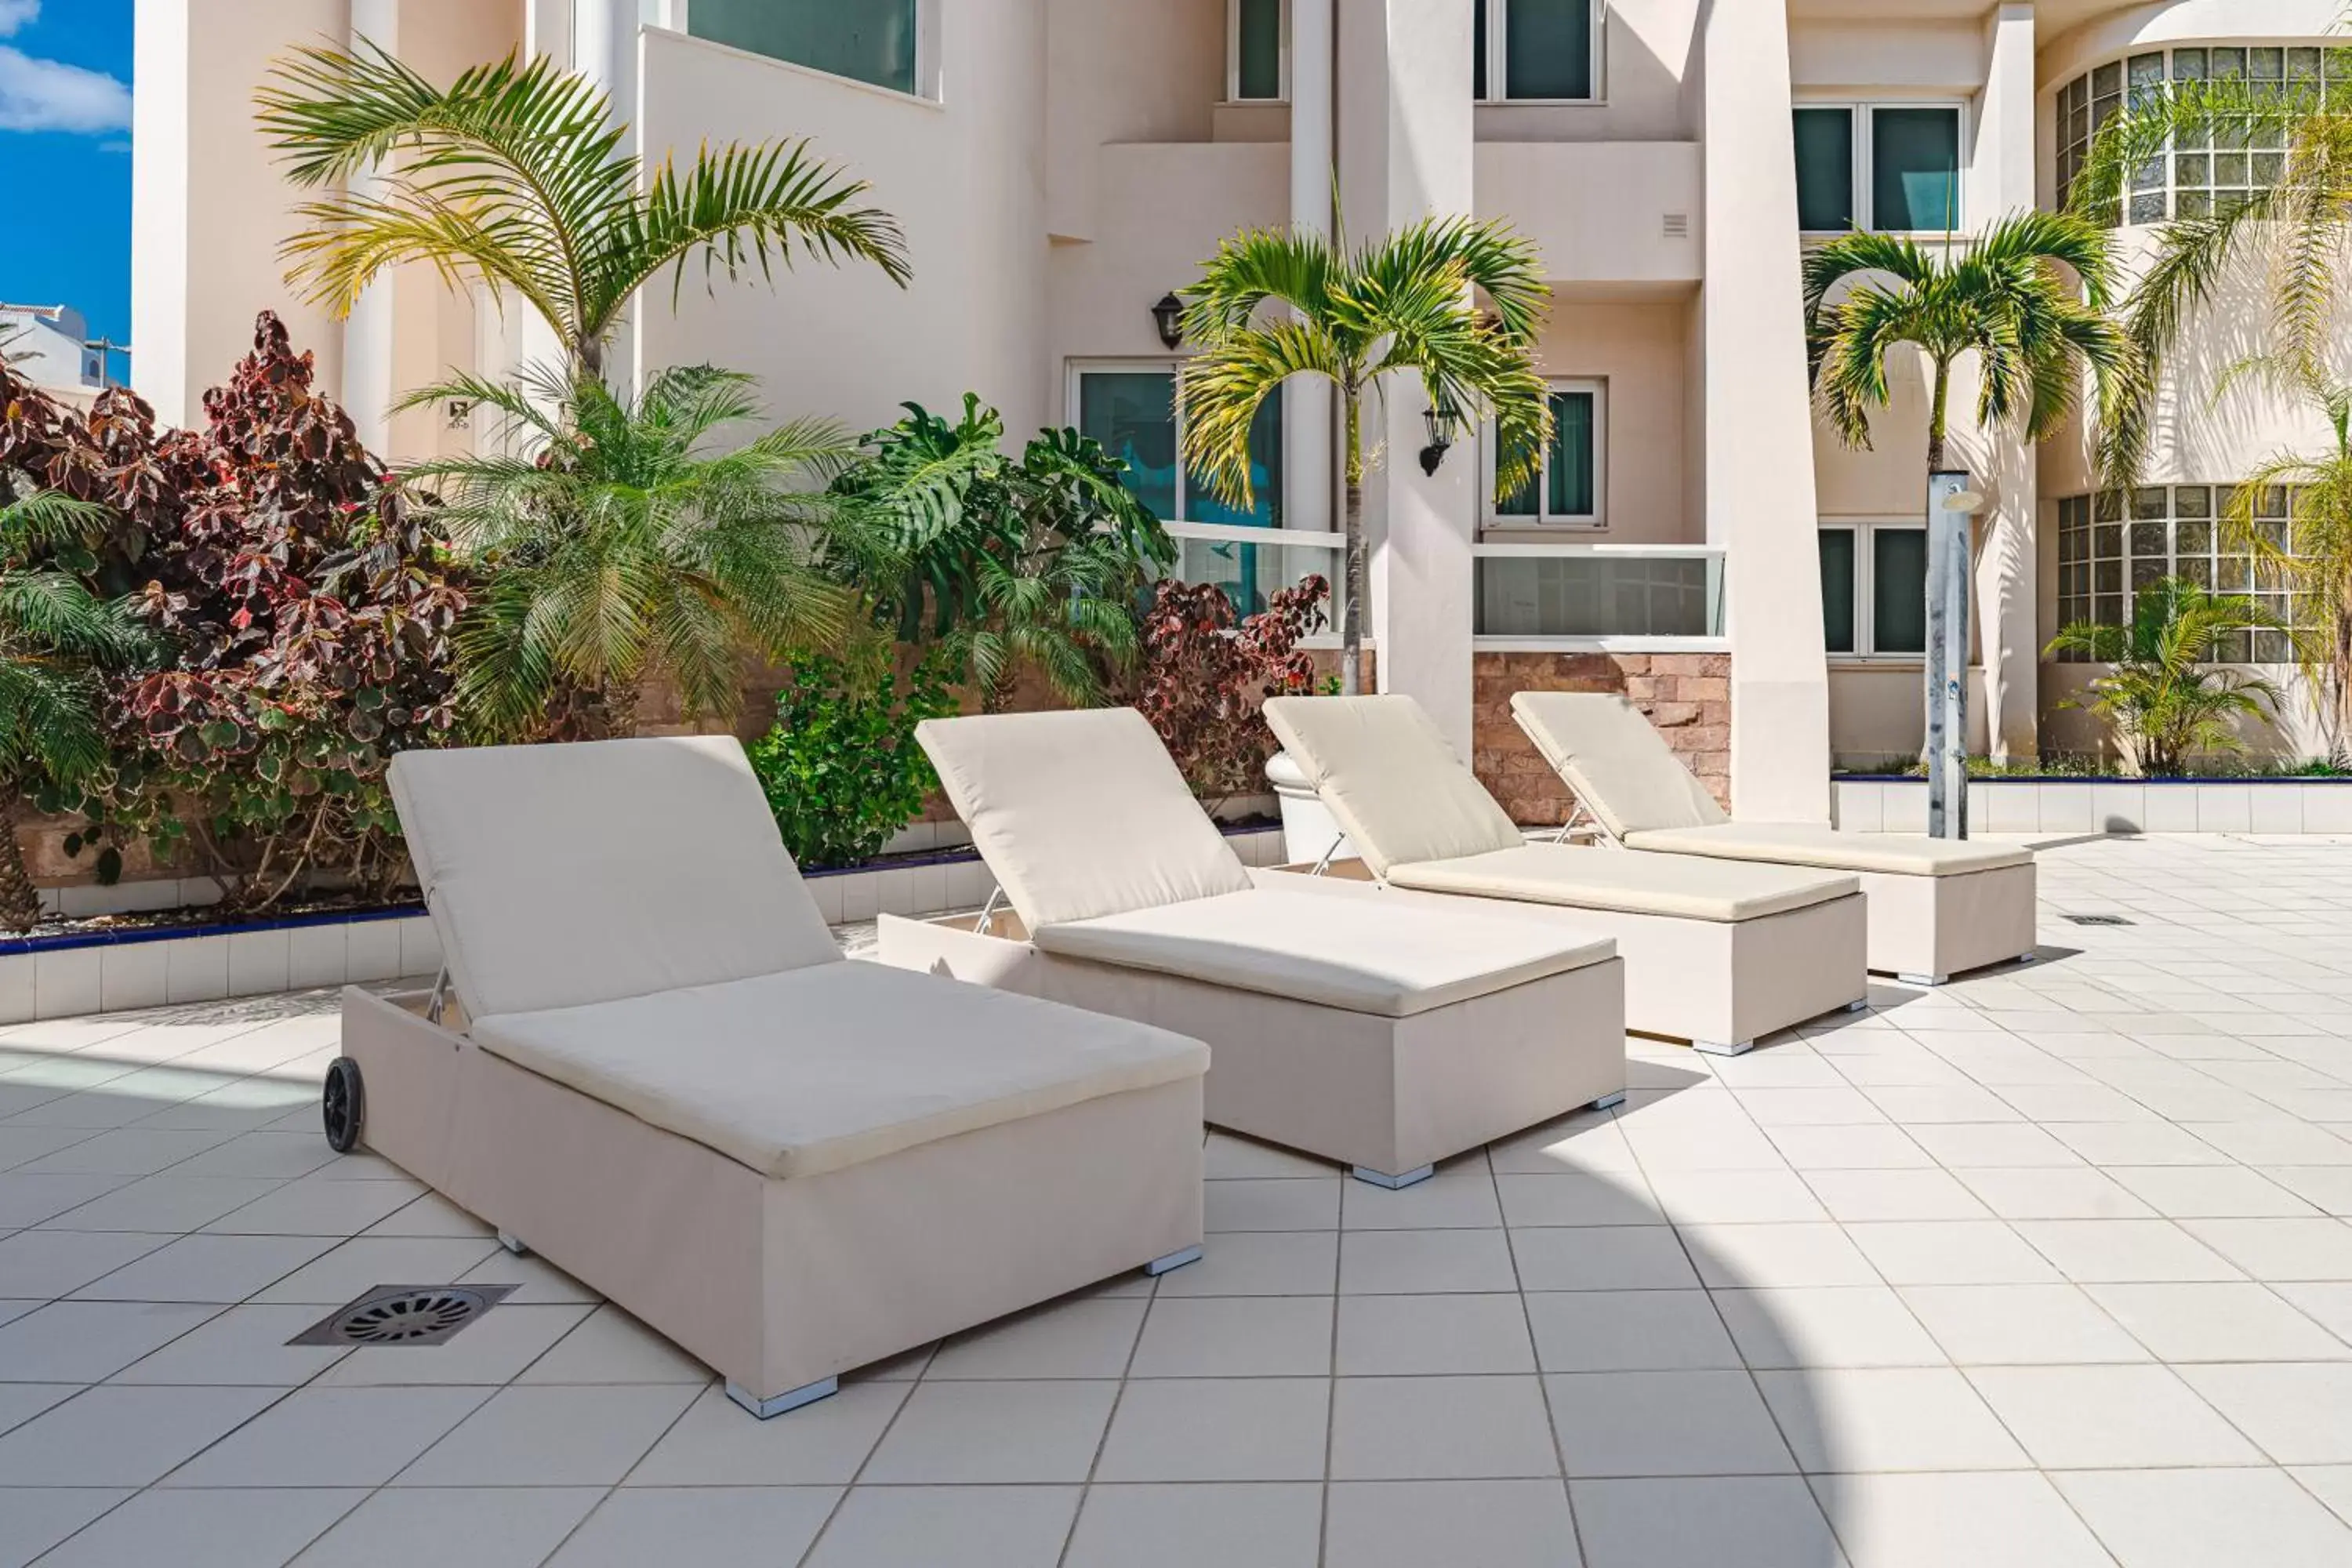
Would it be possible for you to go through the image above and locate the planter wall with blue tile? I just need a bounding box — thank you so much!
[1,825,1290,1024]
[1833,778,2352,836]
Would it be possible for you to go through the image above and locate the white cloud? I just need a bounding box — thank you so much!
[0,44,130,133]
[0,2,36,41]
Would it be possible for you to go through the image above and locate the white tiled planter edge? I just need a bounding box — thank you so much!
[5,826,1290,1024]
[1833,778,2352,837]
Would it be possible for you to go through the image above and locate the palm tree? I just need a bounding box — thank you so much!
[399,364,866,739]
[2067,72,2343,482]
[0,491,149,931]
[2219,365,2352,757]
[256,40,910,383]
[1803,209,2137,477]
[2045,577,2289,775]
[1176,217,1554,693]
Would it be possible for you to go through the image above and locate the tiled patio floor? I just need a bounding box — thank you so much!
[7,835,2352,1564]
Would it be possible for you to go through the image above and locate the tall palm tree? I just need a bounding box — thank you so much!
[256,40,910,383]
[1803,209,2137,476]
[2067,72,2343,482]
[0,491,149,932]
[2045,577,2289,775]
[400,364,866,739]
[1177,217,1554,693]
[2220,363,2352,757]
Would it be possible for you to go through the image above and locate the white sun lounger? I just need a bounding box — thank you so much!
[1260,695,1868,1055]
[1510,691,2038,985]
[331,736,1209,1418]
[875,707,1627,1188]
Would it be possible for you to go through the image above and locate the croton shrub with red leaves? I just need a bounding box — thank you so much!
[1133,574,1329,806]
[1,314,466,906]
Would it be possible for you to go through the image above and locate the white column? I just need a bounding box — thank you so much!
[1285,0,1334,538]
[129,0,191,426]
[1348,0,1477,756]
[1700,0,1831,822]
[1976,2,2040,761]
[342,0,404,456]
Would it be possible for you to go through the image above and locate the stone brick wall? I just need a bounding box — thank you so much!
[1472,651,1732,826]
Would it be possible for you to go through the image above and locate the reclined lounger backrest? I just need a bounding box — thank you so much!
[1508,691,1730,841]
[916,708,1254,932]
[389,736,842,1019]
[1260,695,1523,879]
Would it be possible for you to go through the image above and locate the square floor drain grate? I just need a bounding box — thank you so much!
[2063,913,2133,927]
[289,1283,517,1348]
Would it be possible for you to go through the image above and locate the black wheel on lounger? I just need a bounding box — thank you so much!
[322,1057,365,1153]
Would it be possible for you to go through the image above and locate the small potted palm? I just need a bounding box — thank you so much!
[2045,578,2292,775]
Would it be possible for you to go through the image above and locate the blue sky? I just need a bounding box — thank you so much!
[0,0,132,357]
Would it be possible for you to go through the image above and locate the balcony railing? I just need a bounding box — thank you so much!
[1473,543,1725,644]
[1160,521,1346,622]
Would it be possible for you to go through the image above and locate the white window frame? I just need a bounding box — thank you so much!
[1820,519,1929,661]
[1475,0,1606,105]
[1225,0,1290,103]
[662,0,943,103]
[1066,359,1286,527]
[1794,98,1968,235]
[1483,378,1606,531]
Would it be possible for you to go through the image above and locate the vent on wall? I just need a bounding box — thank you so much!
[1662,212,1690,238]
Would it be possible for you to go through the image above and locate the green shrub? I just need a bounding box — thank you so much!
[749,648,960,869]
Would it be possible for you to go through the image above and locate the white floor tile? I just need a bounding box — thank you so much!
[860,1380,1117,1484]
[1327,1479,1583,1568]
[35,1484,362,1568]
[1330,1374,1561,1480]
[1965,1363,2263,1467]
[1759,1367,2025,1472]
[288,1486,603,1568]
[2056,1466,2352,1568]
[1573,1475,1847,1568]
[801,1485,1080,1568]
[1093,1377,1329,1483]
[548,1486,840,1568]
[1065,1482,1324,1568]
[1548,1369,1796,1478]
[393,1382,699,1485]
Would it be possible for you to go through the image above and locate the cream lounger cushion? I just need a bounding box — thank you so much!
[390,737,842,1018]
[1385,844,1857,923]
[470,961,1207,1180]
[1508,691,1730,840]
[1258,695,1526,877]
[920,709,1254,930]
[1034,887,1616,1018]
[1621,822,2031,877]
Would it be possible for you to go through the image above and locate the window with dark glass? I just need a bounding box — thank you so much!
[1496,387,1602,524]
[1073,368,1281,527]
[1870,107,1962,233]
[1233,0,1283,100]
[1794,107,1856,231]
[1871,527,1929,654]
[1476,0,1596,102]
[1818,528,1857,654]
[688,0,920,96]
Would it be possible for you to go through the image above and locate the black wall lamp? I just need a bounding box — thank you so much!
[1151,292,1186,350]
[1418,388,1462,475]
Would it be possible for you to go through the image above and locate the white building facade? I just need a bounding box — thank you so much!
[129,0,2349,818]
[0,303,107,393]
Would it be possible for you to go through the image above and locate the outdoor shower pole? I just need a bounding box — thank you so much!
[1926,470,1974,840]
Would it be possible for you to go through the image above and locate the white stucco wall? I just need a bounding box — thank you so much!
[633,9,1050,444]
[133,0,353,427]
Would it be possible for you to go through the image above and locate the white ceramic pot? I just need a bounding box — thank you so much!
[1265,750,1354,867]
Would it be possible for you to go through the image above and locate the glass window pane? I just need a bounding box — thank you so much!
[1077,372,1178,522]
[688,0,918,94]
[1236,0,1282,99]
[1474,0,1488,98]
[1871,107,1961,231]
[1819,530,1857,655]
[1187,392,1283,527]
[1548,390,1597,517]
[1504,0,1593,100]
[1794,108,1856,231]
[1872,527,1928,654]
